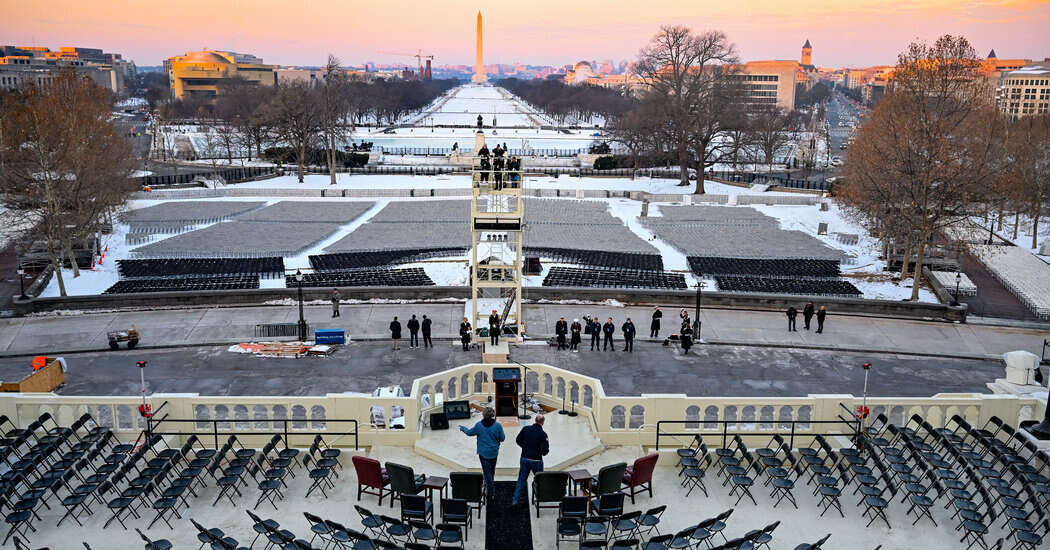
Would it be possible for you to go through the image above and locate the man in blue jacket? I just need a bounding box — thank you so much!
[460,407,505,499]
[512,414,549,506]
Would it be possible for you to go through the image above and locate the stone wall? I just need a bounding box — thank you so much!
[17,285,968,322]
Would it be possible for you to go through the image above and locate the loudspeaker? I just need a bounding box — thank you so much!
[430,413,449,430]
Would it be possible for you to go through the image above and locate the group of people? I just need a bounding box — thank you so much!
[457,310,504,351]
[476,143,521,190]
[551,315,639,353]
[387,315,434,350]
[459,408,550,507]
[785,302,829,333]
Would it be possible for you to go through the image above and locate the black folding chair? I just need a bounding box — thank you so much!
[136,527,173,550]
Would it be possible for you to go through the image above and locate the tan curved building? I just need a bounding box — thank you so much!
[165,50,276,100]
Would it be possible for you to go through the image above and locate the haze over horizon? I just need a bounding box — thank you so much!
[6,0,1050,68]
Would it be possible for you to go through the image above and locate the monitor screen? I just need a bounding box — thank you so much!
[443,400,471,420]
[492,367,521,381]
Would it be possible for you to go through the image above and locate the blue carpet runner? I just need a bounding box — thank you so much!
[485,480,533,549]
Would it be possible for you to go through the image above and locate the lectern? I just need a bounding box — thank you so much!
[492,367,521,417]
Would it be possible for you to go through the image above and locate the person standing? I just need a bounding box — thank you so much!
[459,317,472,351]
[511,414,549,506]
[650,307,662,338]
[421,315,433,349]
[330,288,341,318]
[589,316,601,351]
[389,317,402,350]
[786,306,797,332]
[460,407,505,501]
[602,317,615,351]
[622,318,636,352]
[680,321,694,354]
[555,317,568,350]
[569,319,582,352]
[803,302,815,330]
[816,305,827,334]
[407,315,420,348]
[489,310,501,346]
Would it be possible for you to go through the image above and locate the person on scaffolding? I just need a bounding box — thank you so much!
[493,155,504,190]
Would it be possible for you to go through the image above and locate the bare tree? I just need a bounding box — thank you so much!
[320,55,351,185]
[634,25,739,193]
[0,69,135,295]
[264,80,322,183]
[841,35,1005,300]
[1006,114,1050,249]
[748,107,797,173]
[608,98,660,177]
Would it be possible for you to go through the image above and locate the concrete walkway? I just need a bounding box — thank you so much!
[0,302,1046,360]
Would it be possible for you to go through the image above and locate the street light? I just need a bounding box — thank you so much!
[294,269,307,342]
[859,362,872,449]
[951,272,962,307]
[693,278,707,338]
[16,267,26,300]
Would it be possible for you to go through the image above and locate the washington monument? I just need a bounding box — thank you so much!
[472,10,487,83]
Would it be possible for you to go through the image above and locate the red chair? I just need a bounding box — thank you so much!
[353,455,392,505]
[622,453,659,503]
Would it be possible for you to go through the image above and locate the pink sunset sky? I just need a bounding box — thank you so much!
[6,0,1050,68]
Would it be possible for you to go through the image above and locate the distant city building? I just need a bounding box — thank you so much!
[997,63,1050,118]
[564,60,644,93]
[0,45,136,94]
[723,41,819,110]
[165,50,276,100]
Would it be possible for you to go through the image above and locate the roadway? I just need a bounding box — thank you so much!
[0,340,1014,398]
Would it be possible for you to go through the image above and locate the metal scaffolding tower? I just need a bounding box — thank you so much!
[469,131,523,348]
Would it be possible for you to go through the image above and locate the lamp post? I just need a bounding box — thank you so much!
[137,360,151,440]
[859,362,872,449]
[16,267,26,300]
[951,272,962,307]
[294,269,307,342]
[694,278,707,338]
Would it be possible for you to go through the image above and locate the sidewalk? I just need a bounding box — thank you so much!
[0,302,1045,360]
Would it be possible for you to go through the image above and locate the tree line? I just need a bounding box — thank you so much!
[0,69,136,296]
[604,26,806,193]
[155,62,458,183]
[839,35,1049,301]
[496,78,635,125]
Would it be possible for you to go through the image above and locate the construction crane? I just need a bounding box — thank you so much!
[376,49,434,79]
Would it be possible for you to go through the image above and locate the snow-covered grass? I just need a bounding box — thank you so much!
[39,182,931,302]
[38,222,131,297]
[229,173,813,196]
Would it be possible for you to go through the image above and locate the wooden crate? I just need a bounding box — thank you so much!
[1,358,65,392]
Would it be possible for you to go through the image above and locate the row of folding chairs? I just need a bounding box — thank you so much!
[863,412,1049,549]
[523,247,665,272]
[117,257,285,279]
[542,266,687,290]
[714,275,862,297]
[289,268,435,288]
[687,256,842,279]
[310,248,466,272]
[306,505,467,550]
[2,414,123,544]
[104,275,261,294]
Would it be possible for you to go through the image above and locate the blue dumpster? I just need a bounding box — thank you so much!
[315,329,345,345]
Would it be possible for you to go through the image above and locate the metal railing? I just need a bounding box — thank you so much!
[254,323,308,338]
[137,166,276,187]
[654,415,860,451]
[148,416,360,450]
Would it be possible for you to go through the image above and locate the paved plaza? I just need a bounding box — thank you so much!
[1,303,1044,359]
[0,339,1015,397]
[0,303,1044,397]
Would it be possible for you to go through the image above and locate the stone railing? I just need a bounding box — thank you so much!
[0,363,1039,450]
